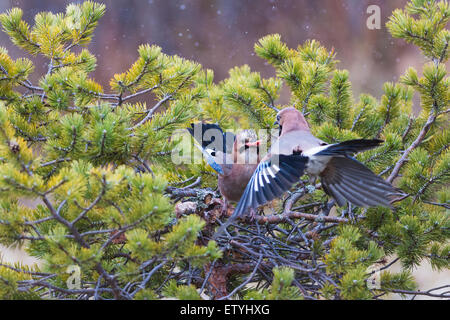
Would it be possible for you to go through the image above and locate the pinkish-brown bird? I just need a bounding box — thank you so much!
[214,107,403,237]
[187,123,261,215]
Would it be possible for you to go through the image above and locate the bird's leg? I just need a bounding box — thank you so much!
[308,176,317,186]
[347,203,356,222]
[247,208,257,221]
[221,198,229,217]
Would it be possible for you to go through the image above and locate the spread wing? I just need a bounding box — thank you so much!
[213,154,308,238]
[219,154,308,229]
[320,156,404,208]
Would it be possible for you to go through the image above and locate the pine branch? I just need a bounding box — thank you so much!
[380,285,450,299]
[255,211,348,224]
[127,94,172,130]
[387,111,437,183]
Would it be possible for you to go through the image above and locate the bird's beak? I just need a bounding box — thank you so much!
[245,140,261,148]
[273,120,279,127]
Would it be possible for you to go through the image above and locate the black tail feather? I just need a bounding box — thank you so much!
[316,139,383,156]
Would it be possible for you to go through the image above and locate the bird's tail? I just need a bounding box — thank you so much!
[316,139,383,156]
[320,156,405,208]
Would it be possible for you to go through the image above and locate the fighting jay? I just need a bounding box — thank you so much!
[214,107,403,237]
[187,123,261,214]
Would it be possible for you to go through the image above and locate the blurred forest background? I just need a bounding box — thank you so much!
[0,0,448,299]
[1,0,441,106]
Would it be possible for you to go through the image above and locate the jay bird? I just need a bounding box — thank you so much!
[187,123,261,215]
[214,107,404,238]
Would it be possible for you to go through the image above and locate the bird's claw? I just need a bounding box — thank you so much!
[246,208,257,222]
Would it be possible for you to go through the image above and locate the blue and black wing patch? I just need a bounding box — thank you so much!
[230,154,309,219]
[187,123,236,175]
[213,154,308,238]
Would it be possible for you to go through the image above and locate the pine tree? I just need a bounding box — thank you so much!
[0,0,448,300]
